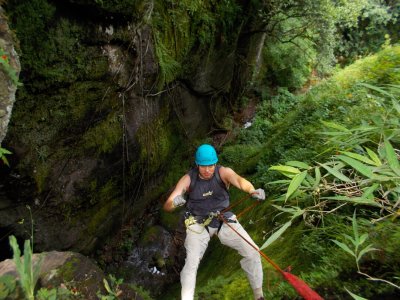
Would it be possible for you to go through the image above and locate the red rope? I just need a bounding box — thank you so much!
[218,214,324,300]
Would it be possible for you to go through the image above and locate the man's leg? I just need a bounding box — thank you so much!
[217,217,264,300]
[181,224,211,300]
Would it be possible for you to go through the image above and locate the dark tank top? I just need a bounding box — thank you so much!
[187,166,233,227]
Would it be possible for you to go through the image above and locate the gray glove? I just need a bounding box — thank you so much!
[173,195,186,208]
[251,188,266,201]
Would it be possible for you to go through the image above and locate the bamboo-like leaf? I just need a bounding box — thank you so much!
[319,163,351,182]
[384,139,400,176]
[337,155,375,178]
[271,205,304,219]
[357,244,377,262]
[285,171,307,201]
[103,278,112,294]
[0,148,12,155]
[260,221,292,250]
[343,234,357,247]
[332,240,355,257]
[391,98,400,114]
[321,120,350,132]
[271,205,299,214]
[359,233,368,246]
[267,179,291,185]
[313,167,321,189]
[305,174,315,186]
[362,183,379,199]
[269,165,301,175]
[352,210,359,244]
[321,196,381,207]
[285,161,310,169]
[358,82,394,98]
[365,147,382,166]
[345,288,369,300]
[319,131,350,136]
[340,151,377,166]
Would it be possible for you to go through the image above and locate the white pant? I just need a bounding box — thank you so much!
[180,216,263,300]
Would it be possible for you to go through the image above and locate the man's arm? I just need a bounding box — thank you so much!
[220,166,265,200]
[163,174,191,212]
[220,166,255,193]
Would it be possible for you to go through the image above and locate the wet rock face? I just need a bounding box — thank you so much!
[121,225,181,294]
[0,6,20,145]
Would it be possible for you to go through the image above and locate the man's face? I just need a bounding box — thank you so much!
[198,164,216,180]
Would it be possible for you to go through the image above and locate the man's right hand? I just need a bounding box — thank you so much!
[173,195,186,208]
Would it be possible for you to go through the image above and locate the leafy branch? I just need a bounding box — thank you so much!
[0,146,12,166]
[331,210,377,272]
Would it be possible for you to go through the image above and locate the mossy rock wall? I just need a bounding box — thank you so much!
[0,5,20,144]
[0,0,264,259]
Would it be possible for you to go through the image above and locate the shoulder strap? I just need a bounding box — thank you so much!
[215,165,228,191]
[188,167,198,193]
[188,165,227,192]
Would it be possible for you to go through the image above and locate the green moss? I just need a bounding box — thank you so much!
[151,0,242,88]
[82,111,122,155]
[57,257,80,282]
[87,198,119,235]
[135,105,177,176]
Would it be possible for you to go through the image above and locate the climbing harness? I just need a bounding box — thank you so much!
[184,211,236,234]
[184,213,214,234]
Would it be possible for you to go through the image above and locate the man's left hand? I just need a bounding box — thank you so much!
[251,188,265,201]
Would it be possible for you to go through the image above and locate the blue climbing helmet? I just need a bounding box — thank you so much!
[195,144,218,166]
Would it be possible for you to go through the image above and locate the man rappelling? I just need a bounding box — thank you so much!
[163,144,266,300]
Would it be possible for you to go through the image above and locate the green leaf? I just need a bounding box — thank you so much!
[269,165,301,175]
[260,221,292,250]
[384,139,400,176]
[357,244,377,262]
[285,161,310,169]
[365,147,382,166]
[343,234,357,247]
[0,148,12,155]
[321,120,350,132]
[391,98,400,114]
[319,163,351,182]
[285,171,307,201]
[362,183,379,199]
[332,240,355,257]
[359,233,368,246]
[358,82,394,98]
[340,151,378,166]
[266,179,291,185]
[103,278,112,294]
[352,210,359,244]
[321,196,381,207]
[313,167,321,189]
[345,288,369,300]
[337,155,375,178]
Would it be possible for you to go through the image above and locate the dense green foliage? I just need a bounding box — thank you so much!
[151,0,242,87]
[336,0,400,64]
[190,46,400,300]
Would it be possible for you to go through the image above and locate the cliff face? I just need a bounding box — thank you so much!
[0,6,20,145]
[0,0,266,295]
